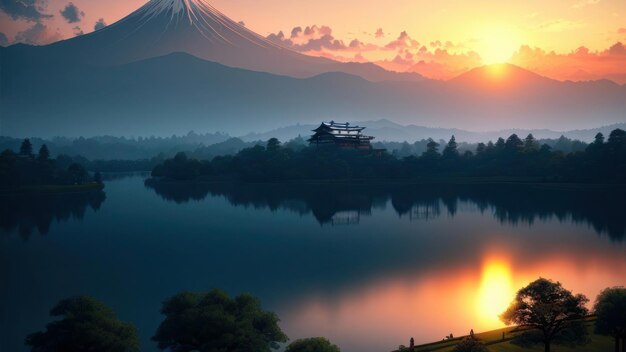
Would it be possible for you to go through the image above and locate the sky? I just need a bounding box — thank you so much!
[1,0,626,82]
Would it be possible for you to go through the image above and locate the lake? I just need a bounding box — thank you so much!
[1,175,625,352]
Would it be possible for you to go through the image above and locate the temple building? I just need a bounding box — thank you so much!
[308,121,374,149]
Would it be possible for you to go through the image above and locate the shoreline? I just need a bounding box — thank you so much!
[0,183,105,196]
[144,177,626,190]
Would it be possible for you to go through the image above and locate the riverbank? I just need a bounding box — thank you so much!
[145,176,626,189]
[0,182,104,195]
[402,317,612,352]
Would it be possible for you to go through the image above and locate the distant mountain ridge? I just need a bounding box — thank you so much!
[1,0,625,137]
[1,52,625,137]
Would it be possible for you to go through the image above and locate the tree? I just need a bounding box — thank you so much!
[423,139,440,158]
[594,287,626,352]
[25,296,139,352]
[594,132,605,145]
[67,163,88,184]
[500,278,589,352]
[495,137,506,150]
[608,129,626,146]
[524,134,539,152]
[475,143,486,155]
[452,337,487,352]
[153,289,287,352]
[37,144,50,162]
[267,138,282,153]
[285,337,340,352]
[443,135,459,158]
[505,134,523,151]
[20,138,33,157]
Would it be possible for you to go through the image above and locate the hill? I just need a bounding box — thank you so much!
[2,51,625,138]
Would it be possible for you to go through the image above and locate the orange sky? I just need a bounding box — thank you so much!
[1,0,625,82]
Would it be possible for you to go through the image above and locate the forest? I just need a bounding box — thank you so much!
[0,140,101,189]
[151,129,626,183]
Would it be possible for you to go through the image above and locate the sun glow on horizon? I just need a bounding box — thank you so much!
[475,258,515,328]
[475,25,522,65]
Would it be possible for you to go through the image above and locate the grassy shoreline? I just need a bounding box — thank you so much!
[402,317,612,352]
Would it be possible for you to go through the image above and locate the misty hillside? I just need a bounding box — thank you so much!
[2,51,625,138]
[241,119,626,143]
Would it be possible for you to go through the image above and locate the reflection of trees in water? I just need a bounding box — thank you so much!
[145,180,626,241]
[0,191,106,239]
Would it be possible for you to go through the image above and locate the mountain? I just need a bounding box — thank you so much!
[0,0,420,82]
[1,1,625,137]
[1,51,625,137]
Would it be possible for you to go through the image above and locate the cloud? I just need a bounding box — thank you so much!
[509,42,626,84]
[376,46,482,80]
[0,32,8,46]
[618,28,626,34]
[59,2,83,23]
[72,25,83,36]
[267,25,352,52]
[94,18,107,31]
[384,31,420,50]
[572,0,600,9]
[375,28,384,38]
[14,21,61,45]
[0,0,51,21]
[535,19,585,32]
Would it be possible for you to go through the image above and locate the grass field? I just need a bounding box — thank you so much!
[406,317,612,352]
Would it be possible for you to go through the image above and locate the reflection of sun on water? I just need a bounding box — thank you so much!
[476,259,515,329]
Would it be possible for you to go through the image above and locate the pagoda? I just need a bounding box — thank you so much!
[308,121,374,149]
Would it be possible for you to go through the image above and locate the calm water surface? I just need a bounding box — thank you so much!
[1,175,625,352]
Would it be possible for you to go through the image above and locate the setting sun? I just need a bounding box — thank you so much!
[476,259,515,328]
[475,25,522,64]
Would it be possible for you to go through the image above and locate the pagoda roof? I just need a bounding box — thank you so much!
[313,121,365,132]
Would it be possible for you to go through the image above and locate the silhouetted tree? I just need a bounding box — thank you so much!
[67,163,89,184]
[25,296,139,352]
[608,129,626,146]
[505,134,523,151]
[524,134,539,152]
[443,135,459,158]
[423,139,440,158]
[285,337,341,352]
[475,143,486,155]
[452,337,487,352]
[37,144,50,162]
[267,138,281,153]
[495,137,506,150]
[500,278,589,352]
[594,132,605,145]
[20,139,33,157]
[153,289,287,352]
[594,287,626,352]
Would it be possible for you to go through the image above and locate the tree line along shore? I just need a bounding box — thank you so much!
[22,279,626,352]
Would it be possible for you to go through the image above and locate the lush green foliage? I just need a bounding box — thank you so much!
[452,337,488,352]
[0,139,96,188]
[25,296,139,352]
[152,289,288,352]
[500,278,590,352]
[285,337,341,352]
[594,287,626,352]
[151,129,626,182]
